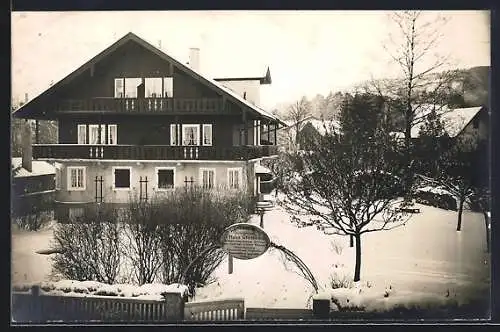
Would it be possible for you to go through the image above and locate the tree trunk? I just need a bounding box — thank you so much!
[349,235,354,247]
[353,233,362,282]
[456,195,465,231]
[483,210,490,253]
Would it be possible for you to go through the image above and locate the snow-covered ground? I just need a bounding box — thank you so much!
[11,202,490,311]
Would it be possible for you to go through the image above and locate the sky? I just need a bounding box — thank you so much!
[11,10,490,110]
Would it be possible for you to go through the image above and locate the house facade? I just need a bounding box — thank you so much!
[13,33,283,221]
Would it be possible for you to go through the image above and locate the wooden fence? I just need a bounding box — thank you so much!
[11,290,184,323]
[184,298,245,321]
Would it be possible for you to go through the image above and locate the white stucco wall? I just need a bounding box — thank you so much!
[219,80,261,106]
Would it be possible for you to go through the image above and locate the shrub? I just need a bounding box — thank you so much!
[156,187,252,296]
[329,272,354,290]
[12,194,54,231]
[415,186,457,210]
[51,204,122,284]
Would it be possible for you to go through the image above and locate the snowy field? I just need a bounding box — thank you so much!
[11,202,490,312]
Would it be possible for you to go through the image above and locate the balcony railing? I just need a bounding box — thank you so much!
[33,144,278,161]
[54,98,225,113]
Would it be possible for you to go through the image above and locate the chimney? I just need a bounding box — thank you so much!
[22,120,32,173]
[188,47,200,72]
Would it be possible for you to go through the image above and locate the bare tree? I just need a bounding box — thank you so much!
[122,196,165,284]
[364,11,459,189]
[278,94,411,282]
[287,97,312,150]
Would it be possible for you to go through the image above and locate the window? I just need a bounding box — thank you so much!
[67,166,86,191]
[163,77,173,98]
[77,125,87,144]
[69,207,84,220]
[202,124,213,146]
[156,167,175,190]
[200,168,216,189]
[124,78,142,98]
[114,78,124,98]
[170,124,178,146]
[113,167,131,190]
[145,77,163,98]
[182,124,200,146]
[108,124,117,145]
[227,168,241,190]
[89,125,106,144]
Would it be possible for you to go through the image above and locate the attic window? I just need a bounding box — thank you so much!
[164,77,173,98]
[114,78,142,98]
[145,78,162,98]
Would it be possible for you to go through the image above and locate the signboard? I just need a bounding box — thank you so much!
[220,223,271,260]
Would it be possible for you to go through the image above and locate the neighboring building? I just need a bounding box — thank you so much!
[276,115,341,151]
[11,122,56,219]
[391,105,489,146]
[12,32,284,221]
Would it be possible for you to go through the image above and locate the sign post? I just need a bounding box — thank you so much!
[255,201,273,229]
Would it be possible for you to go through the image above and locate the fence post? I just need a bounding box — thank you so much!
[31,285,42,323]
[312,296,330,319]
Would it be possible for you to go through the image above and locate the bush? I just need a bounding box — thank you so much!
[51,205,122,284]
[12,194,54,231]
[415,187,457,210]
[156,187,252,296]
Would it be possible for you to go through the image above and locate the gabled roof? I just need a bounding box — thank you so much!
[13,32,280,123]
[280,115,340,135]
[411,106,485,138]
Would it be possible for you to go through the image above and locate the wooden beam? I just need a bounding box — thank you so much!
[169,63,174,76]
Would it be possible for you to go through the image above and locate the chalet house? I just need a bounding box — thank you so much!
[13,32,284,221]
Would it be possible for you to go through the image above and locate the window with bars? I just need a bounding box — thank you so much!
[67,167,86,191]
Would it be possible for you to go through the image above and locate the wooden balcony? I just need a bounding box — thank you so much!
[53,98,226,114]
[33,144,279,161]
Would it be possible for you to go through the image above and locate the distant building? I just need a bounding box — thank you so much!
[276,115,341,151]
[11,122,56,220]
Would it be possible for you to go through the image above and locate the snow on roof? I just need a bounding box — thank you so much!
[411,106,483,138]
[11,157,56,178]
[307,119,341,136]
[210,64,269,81]
[255,164,272,174]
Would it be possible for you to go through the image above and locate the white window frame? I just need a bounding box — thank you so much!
[182,124,200,146]
[145,77,163,98]
[77,124,87,144]
[202,124,213,146]
[108,124,117,145]
[200,168,216,190]
[155,167,176,191]
[67,166,86,191]
[163,77,174,98]
[170,124,178,146]
[227,167,242,190]
[88,124,106,145]
[112,166,132,191]
[114,78,124,98]
[124,77,142,98]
